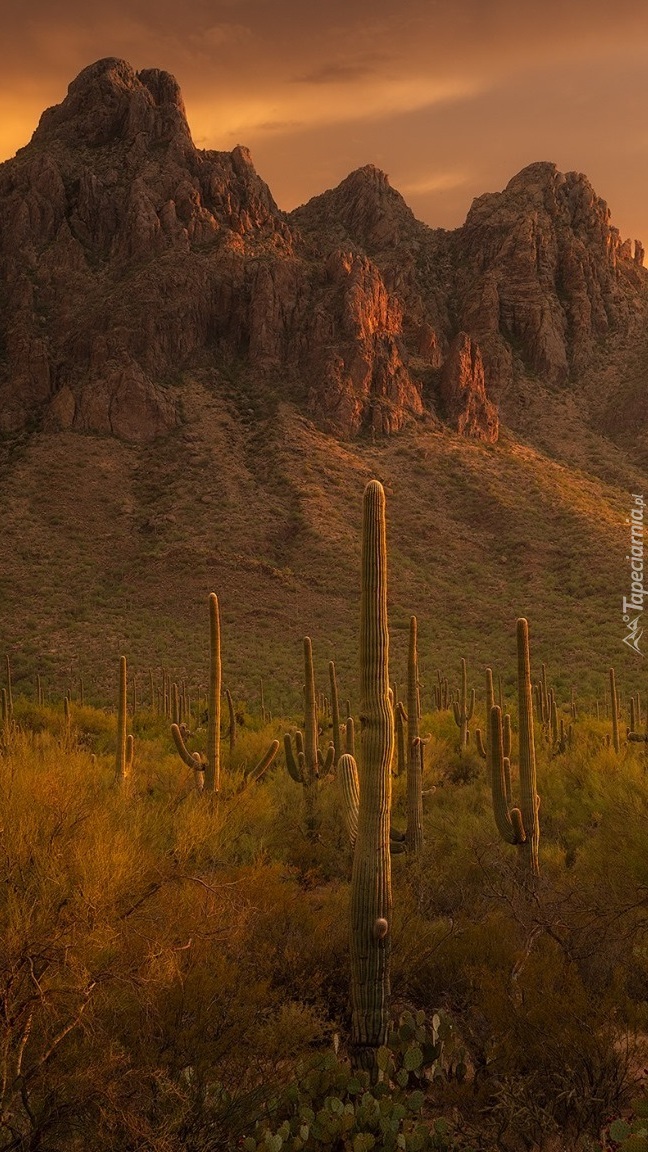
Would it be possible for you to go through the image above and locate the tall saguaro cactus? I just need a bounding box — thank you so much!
[350,480,393,1074]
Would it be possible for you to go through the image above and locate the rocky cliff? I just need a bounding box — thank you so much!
[0,58,645,447]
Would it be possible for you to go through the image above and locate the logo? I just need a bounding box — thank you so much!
[623,494,645,655]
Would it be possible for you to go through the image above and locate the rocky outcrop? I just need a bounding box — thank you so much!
[440,334,499,442]
[453,162,644,393]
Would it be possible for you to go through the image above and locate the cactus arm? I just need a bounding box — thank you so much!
[350,480,393,1074]
[475,728,487,759]
[468,688,475,722]
[319,742,335,779]
[172,723,204,770]
[452,700,461,726]
[345,716,355,757]
[284,733,304,783]
[245,739,280,784]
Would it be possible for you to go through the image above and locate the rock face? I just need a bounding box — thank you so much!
[0,61,645,445]
[440,334,499,442]
[453,161,644,394]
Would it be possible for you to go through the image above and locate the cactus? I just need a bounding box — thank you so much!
[609,667,620,754]
[339,752,360,848]
[476,668,495,759]
[171,723,206,791]
[206,593,222,794]
[406,616,423,853]
[395,701,407,776]
[346,716,355,757]
[173,722,278,791]
[243,739,280,785]
[517,618,540,878]
[490,704,525,846]
[284,637,334,836]
[452,658,474,751]
[503,712,511,760]
[489,619,540,877]
[4,655,13,721]
[115,656,128,782]
[350,480,393,1075]
[225,688,236,756]
[329,660,342,766]
[167,593,221,794]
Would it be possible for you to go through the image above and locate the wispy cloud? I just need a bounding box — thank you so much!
[400,172,470,196]
[194,74,485,141]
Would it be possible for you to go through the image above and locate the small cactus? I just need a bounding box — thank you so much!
[609,667,620,754]
[284,637,334,837]
[452,658,474,752]
[115,656,129,783]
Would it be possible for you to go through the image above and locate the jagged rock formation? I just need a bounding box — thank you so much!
[0,58,645,446]
[453,162,646,394]
[440,333,498,442]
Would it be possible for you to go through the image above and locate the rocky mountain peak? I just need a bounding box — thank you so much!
[293,163,418,253]
[30,58,193,154]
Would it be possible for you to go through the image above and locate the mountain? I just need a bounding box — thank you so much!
[0,58,646,701]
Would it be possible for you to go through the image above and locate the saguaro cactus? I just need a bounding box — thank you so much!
[609,667,620,754]
[406,615,424,853]
[517,618,540,878]
[284,637,335,837]
[339,752,360,849]
[350,479,394,1074]
[329,660,342,766]
[115,656,129,782]
[490,704,524,847]
[453,658,474,751]
[206,593,221,793]
[488,618,540,879]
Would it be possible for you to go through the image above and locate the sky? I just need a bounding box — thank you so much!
[3,0,648,242]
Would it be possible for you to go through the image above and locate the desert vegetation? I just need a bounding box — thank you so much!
[2,481,648,1152]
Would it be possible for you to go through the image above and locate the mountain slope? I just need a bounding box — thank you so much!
[0,58,647,704]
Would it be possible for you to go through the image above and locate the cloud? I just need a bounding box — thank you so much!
[192,74,485,142]
[292,55,388,85]
[400,172,470,196]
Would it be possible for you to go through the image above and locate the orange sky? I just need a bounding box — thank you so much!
[3,0,648,242]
